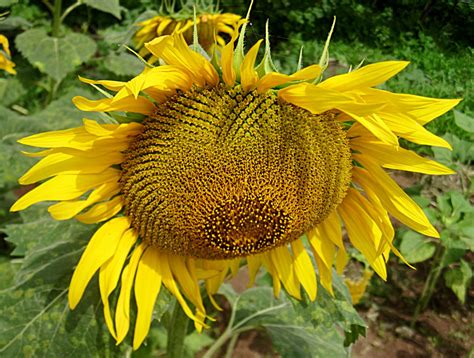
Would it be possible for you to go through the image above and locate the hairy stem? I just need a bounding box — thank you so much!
[167,302,190,358]
[52,0,62,37]
[411,245,446,327]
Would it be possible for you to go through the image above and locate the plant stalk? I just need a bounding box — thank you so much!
[411,245,446,327]
[52,0,62,37]
[167,302,190,358]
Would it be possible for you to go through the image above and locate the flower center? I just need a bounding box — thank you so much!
[120,85,352,259]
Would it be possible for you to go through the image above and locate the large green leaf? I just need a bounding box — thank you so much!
[444,259,472,304]
[399,231,437,263]
[0,211,120,356]
[15,28,96,82]
[453,110,474,134]
[0,78,27,107]
[84,0,122,19]
[0,205,174,356]
[218,273,366,358]
[104,52,143,77]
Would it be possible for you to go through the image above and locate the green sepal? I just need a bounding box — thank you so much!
[122,44,154,69]
[233,0,254,82]
[255,20,279,77]
[313,16,336,84]
[296,46,304,71]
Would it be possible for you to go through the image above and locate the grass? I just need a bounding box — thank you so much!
[272,33,473,140]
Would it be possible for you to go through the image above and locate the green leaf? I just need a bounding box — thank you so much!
[83,0,122,19]
[0,0,18,6]
[0,257,19,290]
[104,52,143,77]
[399,231,437,263]
[444,133,474,164]
[0,78,27,107]
[0,212,128,356]
[432,146,453,167]
[443,259,472,303]
[453,110,474,133]
[15,28,97,82]
[218,274,366,357]
[183,332,214,358]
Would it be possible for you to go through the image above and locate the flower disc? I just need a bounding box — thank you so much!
[120,85,352,259]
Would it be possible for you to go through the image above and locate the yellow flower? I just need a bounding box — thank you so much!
[134,12,241,55]
[11,25,460,349]
[0,34,16,75]
[345,269,374,305]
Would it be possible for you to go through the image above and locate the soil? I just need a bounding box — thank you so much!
[351,261,474,358]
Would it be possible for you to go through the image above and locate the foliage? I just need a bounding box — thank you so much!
[222,0,473,50]
[0,0,472,356]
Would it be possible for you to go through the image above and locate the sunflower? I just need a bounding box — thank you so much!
[134,8,241,56]
[11,22,460,349]
[0,34,16,75]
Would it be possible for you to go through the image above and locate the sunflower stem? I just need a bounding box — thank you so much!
[52,0,62,37]
[167,301,190,358]
[202,328,233,358]
[411,244,446,328]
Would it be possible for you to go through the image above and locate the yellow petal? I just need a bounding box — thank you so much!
[169,256,207,332]
[335,248,349,275]
[256,64,322,93]
[19,151,123,185]
[133,247,163,350]
[317,210,344,249]
[247,255,262,287]
[345,112,398,146]
[116,243,146,344]
[359,88,461,125]
[279,83,384,115]
[73,95,155,115]
[158,252,201,324]
[82,119,143,138]
[240,39,263,92]
[78,75,125,92]
[338,190,387,280]
[221,29,240,86]
[11,169,120,212]
[0,34,12,56]
[75,195,123,224]
[113,66,191,102]
[352,162,439,238]
[373,112,452,148]
[18,127,92,148]
[307,229,336,295]
[351,139,455,175]
[345,270,373,304]
[17,127,133,151]
[270,245,301,299]
[145,34,218,87]
[68,217,130,309]
[48,181,120,220]
[319,61,409,91]
[261,252,281,297]
[291,240,317,301]
[99,228,137,339]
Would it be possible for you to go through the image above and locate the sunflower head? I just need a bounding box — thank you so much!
[120,84,352,259]
[0,34,16,75]
[133,0,241,55]
[11,18,460,350]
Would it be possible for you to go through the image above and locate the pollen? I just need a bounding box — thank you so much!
[120,85,352,259]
